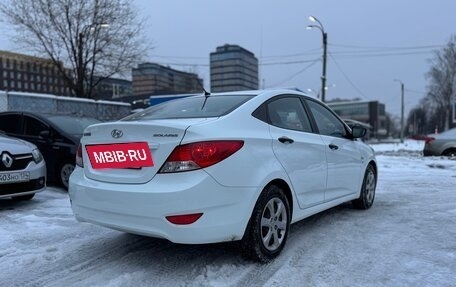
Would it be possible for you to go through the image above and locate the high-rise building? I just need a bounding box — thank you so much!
[132,63,202,97]
[210,44,259,92]
[0,50,70,96]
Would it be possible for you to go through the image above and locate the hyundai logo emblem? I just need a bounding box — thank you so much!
[1,153,13,168]
[111,129,123,139]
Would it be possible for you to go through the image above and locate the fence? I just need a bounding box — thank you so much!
[0,90,131,121]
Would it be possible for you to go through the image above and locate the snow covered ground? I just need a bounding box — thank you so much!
[1,140,455,287]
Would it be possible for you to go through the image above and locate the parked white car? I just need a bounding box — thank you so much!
[0,132,46,200]
[69,89,377,262]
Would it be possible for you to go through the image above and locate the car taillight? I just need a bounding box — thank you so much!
[76,143,84,167]
[159,140,244,173]
[424,137,435,144]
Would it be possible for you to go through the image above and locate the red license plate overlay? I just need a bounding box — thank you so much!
[86,142,154,169]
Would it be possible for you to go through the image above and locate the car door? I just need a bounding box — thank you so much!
[21,115,57,170]
[266,96,327,209]
[305,99,363,201]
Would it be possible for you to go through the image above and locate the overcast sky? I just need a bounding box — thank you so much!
[1,0,455,117]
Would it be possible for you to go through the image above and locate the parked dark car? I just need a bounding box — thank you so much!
[0,111,100,189]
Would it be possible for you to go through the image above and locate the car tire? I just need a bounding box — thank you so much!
[241,184,290,263]
[352,164,376,210]
[12,193,35,201]
[59,162,75,190]
[443,149,456,157]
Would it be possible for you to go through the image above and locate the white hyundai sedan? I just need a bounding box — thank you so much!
[69,89,377,262]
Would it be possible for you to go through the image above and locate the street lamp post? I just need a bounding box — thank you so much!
[394,79,405,143]
[307,16,328,103]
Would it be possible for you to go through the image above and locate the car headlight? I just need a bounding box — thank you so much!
[32,148,44,163]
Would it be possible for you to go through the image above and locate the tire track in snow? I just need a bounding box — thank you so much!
[6,233,158,287]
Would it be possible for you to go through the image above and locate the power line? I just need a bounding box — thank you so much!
[329,43,443,50]
[267,59,320,88]
[328,52,370,100]
[328,50,433,59]
[147,43,444,67]
[151,57,321,68]
[405,88,427,95]
[261,58,321,66]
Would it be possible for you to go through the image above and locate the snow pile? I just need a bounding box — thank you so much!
[370,139,424,156]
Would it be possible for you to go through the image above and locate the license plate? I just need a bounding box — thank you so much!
[86,142,154,169]
[0,171,30,184]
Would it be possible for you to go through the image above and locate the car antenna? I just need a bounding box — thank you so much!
[196,78,210,97]
[197,78,211,110]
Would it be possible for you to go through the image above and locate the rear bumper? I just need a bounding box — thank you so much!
[68,167,259,244]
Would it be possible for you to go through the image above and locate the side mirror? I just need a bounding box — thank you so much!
[351,125,367,138]
[39,130,51,139]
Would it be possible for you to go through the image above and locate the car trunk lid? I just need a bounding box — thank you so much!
[80,119,208,184]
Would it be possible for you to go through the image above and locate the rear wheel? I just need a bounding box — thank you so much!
[59,162,75,190]
[241,185,290,263]
[352,164,376,209]
[443,149,456,158]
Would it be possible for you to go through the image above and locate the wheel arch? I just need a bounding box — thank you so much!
[266,179,294,219]
[368,160,378,180]
[442,148,456,156]
[243,178,294,239]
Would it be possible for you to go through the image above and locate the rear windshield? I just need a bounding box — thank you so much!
[47,116,100,135]
[123,95,254,121]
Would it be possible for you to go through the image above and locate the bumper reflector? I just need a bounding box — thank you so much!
[166,213,203,225]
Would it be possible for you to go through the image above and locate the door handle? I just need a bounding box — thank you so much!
[329,143,339,150]
[278,136,294,144]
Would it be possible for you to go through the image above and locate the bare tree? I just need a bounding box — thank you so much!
[0,0,149,98]
[425,36,456,131]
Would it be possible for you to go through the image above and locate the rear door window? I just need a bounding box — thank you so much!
[267,97,313,132]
